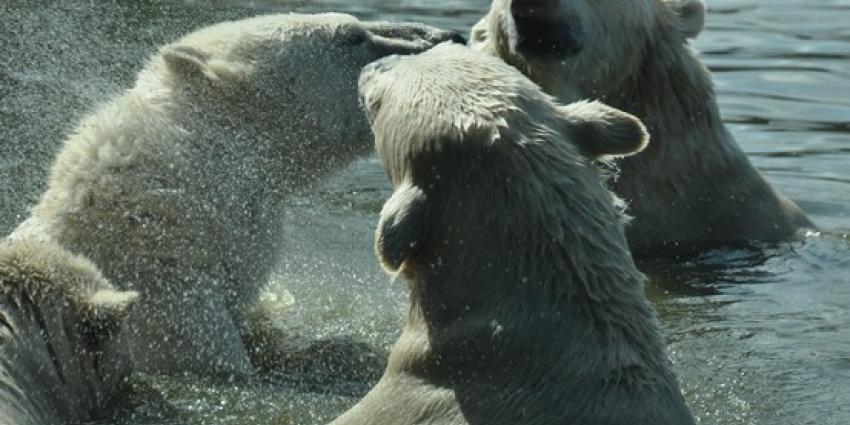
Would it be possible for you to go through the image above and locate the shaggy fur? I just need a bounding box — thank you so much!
[8,13,459,376]
[332,43,695,425]
[0,239,138,425]
[471,0,814,255]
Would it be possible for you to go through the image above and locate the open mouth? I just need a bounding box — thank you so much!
[366,22,466,45]
[366,22,466,55]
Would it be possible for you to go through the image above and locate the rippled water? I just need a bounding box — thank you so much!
[1,0,849,424]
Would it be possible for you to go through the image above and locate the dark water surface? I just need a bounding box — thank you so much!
[1,0,849,424]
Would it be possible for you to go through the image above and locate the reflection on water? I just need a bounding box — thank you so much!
[643,233,850,424]
[1,0,849,424]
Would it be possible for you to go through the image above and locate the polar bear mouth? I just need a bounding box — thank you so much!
[366,22,466,46]
[366,22,466,56]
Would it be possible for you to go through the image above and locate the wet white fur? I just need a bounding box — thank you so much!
[471,0,813,253]
[333,44,693,425]
[0,239,138,425]
[8,13,457,376]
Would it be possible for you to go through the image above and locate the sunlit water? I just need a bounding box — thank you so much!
[1,0,849,424]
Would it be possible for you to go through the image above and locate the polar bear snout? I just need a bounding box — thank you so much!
[358,22,466,118]
[366,21,465,46]
[510,0,583,58]
[366,22,466,56]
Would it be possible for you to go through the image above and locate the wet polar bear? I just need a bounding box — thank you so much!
[332,43,695,425]
[0,239,138,425]
[9,13,459,376]
[471,0,813,254]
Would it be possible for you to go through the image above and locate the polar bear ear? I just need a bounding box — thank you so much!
[87,289,139,321]
[162,45,217,81]
[162,45,244,84]
[559,101,649,159]
[669,0,706,39]
[376,183,428,274]
[84,289,139,337]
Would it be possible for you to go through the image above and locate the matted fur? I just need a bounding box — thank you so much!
[8,13,459,376]
[471,0,814,254]
[0,239,137,425]
[332,43,694,425]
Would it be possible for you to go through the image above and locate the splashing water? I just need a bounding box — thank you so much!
[1,0,849,424]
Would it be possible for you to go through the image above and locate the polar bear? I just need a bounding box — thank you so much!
[9,13,460,376]
[0,239,139,425]
[470,0,814,254]
[332,43,695,425]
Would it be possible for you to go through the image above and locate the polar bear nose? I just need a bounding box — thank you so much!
[511,0,583,58]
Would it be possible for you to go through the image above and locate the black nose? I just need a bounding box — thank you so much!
[449,32,467,45]
[511,2,582,58]
[514,17,582,58]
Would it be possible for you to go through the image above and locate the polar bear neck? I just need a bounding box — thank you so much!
[145,70,363,190]
[601,35,809,252]
[385,141,680,408]
[607,34,728,168]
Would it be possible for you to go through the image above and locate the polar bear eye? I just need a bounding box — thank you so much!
[472,27,487,43]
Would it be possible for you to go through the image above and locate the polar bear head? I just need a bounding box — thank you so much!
[469,0,705,101]
[0,240,139,417]
[359,43,647,273]
[145,13,462,169]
